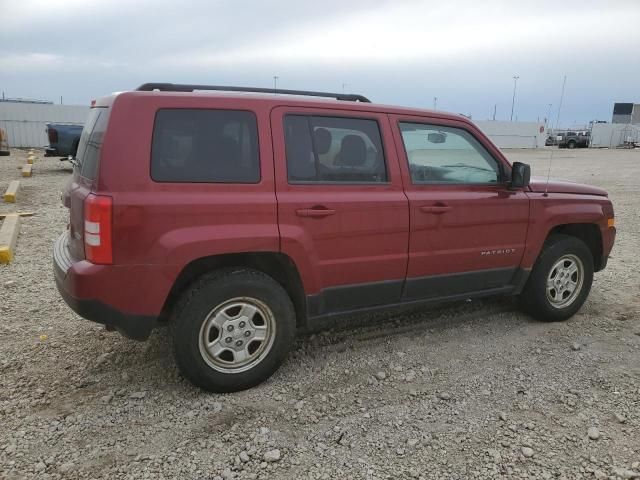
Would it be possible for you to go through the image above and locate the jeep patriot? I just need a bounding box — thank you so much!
[53,83,616,392]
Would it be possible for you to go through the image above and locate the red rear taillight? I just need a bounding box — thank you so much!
[48,128,58,143]
[84,194,113,264]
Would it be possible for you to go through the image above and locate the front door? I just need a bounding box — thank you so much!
[271,107,409,317]
[389,115,530,301]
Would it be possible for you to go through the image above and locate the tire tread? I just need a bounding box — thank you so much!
[518,234,594,322]
[171,268,296,392]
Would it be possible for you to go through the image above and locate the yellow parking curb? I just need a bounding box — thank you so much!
[27,155,35,164]
[3,180,20,203]
[22,164,33,177]
[0,214,20,264]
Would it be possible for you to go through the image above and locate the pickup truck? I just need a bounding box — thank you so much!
[45,123,84,158]
[558,131,590,149]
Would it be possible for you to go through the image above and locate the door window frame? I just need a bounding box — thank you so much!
[271,106,404,192]
[390,115,512,189]
[282,112,390,186]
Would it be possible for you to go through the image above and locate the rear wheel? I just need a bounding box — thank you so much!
[567,140,576,149]
[172,268,296,392]
[518,234,593,322]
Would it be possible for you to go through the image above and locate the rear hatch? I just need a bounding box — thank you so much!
[62,106,111,260]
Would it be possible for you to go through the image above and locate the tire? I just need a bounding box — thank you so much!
[567,141,576,149]
[172,268,296,392]
[518,234,593,322]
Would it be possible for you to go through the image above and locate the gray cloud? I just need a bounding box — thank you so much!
[2,0,639,125]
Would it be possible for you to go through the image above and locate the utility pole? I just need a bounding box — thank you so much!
[510,75,519,122]
[555,76,567,131]
[433,97,437,110]
[342,83,347,93]
[492,104,497,121]
[60,96,63,105]
[546,103,552,128]
[273,76,279,94]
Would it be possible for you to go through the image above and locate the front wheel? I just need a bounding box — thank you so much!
[518,234,594,322]
[172,268,296,392]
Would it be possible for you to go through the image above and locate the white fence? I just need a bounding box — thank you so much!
[590,123,640,148]
[0,102,89,148]
[476,121,546,149]
[0,101,547,150]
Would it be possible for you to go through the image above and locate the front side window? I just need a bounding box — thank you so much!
[284,115,387,183]
[151,109,259,183]
[399,122,501,184]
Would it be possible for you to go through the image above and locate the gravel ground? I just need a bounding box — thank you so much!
[0,147,639,480]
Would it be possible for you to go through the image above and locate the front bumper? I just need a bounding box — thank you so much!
[53,232,157,340]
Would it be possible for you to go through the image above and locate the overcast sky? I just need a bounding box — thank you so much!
[2,0,639,126]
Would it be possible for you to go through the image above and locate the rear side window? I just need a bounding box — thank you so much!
[284,115,387,183]
[77,108,109,180]
[151,109,259,183]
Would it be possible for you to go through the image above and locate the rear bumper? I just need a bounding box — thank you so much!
[53,232,160,340]
[54,282,157,340]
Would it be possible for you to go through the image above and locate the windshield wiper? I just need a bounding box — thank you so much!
[441,163,494,173]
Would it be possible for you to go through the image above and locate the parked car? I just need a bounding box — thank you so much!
[0,128,9,155]
[54,83,616,392]
[545,131,563,146]
[45,123,84,158]
[558,130,590,149]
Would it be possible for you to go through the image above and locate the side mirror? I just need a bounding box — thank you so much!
[427,132,446,144]
[510,162,531,189]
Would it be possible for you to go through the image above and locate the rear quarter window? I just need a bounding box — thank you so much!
[151,109,260,183]
[77,108,109,180]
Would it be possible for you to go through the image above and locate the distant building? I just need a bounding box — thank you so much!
[612,103,640,124]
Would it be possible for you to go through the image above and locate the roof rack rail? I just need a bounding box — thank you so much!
[136,83,371,103]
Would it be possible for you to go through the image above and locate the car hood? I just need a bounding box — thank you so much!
[528,176,608,196]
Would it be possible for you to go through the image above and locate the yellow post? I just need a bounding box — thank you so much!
[0,214,21,264]
[3,180,20,203]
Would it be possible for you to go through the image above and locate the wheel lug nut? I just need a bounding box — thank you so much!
[244,331,251,337]
[239,321,246,328]
[225,337,232,343]
[236,340,243,346]
[227,325,234,331]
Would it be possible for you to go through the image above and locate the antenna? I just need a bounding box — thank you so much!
[544,75,567,196]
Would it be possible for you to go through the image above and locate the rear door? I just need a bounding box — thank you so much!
[271,106,409,317]
[390,115,530,301]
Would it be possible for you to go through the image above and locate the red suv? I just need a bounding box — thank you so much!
[54,83,616,392]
